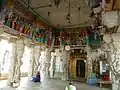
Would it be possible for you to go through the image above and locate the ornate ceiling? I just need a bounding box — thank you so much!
[16,0,92,27]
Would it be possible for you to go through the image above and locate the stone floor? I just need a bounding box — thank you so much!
[0,77,110,90]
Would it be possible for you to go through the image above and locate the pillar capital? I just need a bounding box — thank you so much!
[34,45,41,49]
[0,27,4,35]
[27,43,34,48]
[9,37,17,43]
[0,36,8,41]
[23,38,32,46]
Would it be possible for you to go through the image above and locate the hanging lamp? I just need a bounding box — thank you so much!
[53,0,62,7]
[8,0,14,10]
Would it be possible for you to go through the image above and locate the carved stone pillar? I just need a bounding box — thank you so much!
[7,38,17,86]
[24,38,34,78]
[86,46,93,82]
[0,37,3,76]
[33,45,41,76]
[39,50,46,82]
[27,44,34,79]
[104,34,120,90]
[54,49,62,79]
[44,48,50,79]
[49,51,56,79]
[14,38,24,82]
[48,37,55,79]
[66,51,70,80]
[61,50,68,80]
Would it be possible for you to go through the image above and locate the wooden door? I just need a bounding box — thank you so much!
[69,55,76,79]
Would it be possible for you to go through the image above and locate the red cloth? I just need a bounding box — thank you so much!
[103,75,109,81]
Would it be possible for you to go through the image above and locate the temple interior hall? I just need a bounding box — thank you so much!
[0,0,120,90]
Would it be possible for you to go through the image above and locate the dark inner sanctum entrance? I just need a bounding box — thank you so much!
[76,60,85,78]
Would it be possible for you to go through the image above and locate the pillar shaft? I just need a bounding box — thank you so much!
[49,51,55,78]
[61,50,69,80]
[33,46,40,76]
[27,44,34,78]
[45,48,51,79]
[7,38,17,85]
[86,46,92,80]
[14,38,24,82]
[7,38,25,87]
[104,34,120,90]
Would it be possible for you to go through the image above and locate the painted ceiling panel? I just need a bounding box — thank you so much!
[17,0,92,26]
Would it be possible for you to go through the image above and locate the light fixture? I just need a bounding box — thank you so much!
[65,45,71,51]
[66,0,71,23]
[53,0,62,7]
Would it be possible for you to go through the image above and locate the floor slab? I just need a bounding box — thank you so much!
[0,77,110,90]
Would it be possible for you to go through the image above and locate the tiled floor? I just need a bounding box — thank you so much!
[0,77,110,90]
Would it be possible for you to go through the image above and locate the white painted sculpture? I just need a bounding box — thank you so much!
[49,51,56,78]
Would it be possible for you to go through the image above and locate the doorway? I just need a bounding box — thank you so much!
[76,60,85,78]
